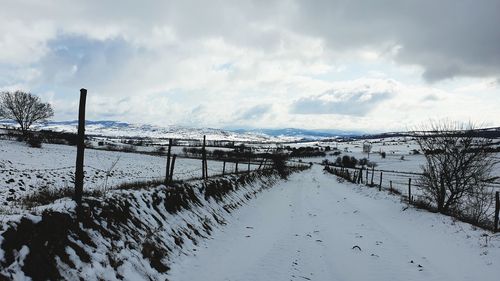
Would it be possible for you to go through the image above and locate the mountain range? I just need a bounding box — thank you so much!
[0,120,361,142]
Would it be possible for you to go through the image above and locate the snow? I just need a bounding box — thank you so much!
[1,245,31,281]
[1,121,294,142]
[1,167,290,280]
[168,165,500,281]
[2,132,500,280]
[0,139,258,211]
[294,138,500,202]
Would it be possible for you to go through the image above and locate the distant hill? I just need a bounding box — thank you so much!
[230,128,362,139]
[2,119,498,142]
[0,120,360,142]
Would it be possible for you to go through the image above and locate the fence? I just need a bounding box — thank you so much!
[0,88,313,213]
[322,164,500,232]
[0,139,311,214]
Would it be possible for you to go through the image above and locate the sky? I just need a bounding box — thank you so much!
[1,0,499,132]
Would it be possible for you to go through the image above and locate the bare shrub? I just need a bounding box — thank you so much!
[460,188,494,225]
[27,135,42,148]
[414,120,495,214]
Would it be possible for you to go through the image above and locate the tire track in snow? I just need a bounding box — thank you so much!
[167,165,500,281]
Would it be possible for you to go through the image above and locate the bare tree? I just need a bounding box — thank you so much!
[0,90,54,137]
[415,120,495,214]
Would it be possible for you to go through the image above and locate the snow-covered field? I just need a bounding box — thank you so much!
[168,165,500,281]
[0,140,253,211]
[1,135,500,280]
[292,137,427,171]
[2,135,499,212]
[297,137,500,189]
[1,121,300,142]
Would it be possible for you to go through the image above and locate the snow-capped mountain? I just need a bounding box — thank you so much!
[0,120,363,142]
[36,120,275,142]
[230,128,362,139]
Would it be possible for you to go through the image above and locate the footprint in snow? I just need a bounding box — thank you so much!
[409,260,424,271]
[352,245,362,251]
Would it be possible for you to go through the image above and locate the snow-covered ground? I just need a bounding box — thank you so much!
[0,140,255,211]
[168,165,500,281]
[0,170,287,280]
[2,135,499,212]
[1,121,301,142]
[296,137,500,192]
[1,137,499,280]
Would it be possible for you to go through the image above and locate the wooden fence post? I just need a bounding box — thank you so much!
[165,139,172,184]
[235,161,239,173]
[379,172,383,191]
[201,138,205,179]
[169,155,176,183]
[204,156,208,179]
[202,135,207,180]
[365,168,369,184]
[370,166,374,186]
[74,88,87,206]
[258,158,265,170]
[247,158,250,174]
[390,180,393,192]
[222,161,226,176]
[408,178,412,204]
[495,191,499,232]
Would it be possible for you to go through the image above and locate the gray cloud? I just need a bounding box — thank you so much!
[293,0,500,81]
[0,0,499,129]
[2,1,498,85]
[421,94,440,102]
[237,104,272,120]
[292,89,394,116]
[33,35,137,90]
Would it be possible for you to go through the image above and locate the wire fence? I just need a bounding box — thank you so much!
[0,148,305,210]
[0,157,269,183]
[321,163,500,232]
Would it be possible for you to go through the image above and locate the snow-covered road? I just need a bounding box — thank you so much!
[168,165,500,281]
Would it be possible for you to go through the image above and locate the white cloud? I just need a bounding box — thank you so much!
[0,0,499,131]
[291,78,398,116]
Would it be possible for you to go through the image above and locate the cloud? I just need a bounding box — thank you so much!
[293,0,500,81]
[291,79,397,116]
[0,1,499,130]
[421,94,440,102]
[237,104,272,120]
[32,35,138,90]
[3,0,499,83]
